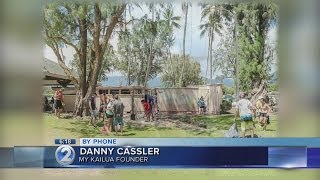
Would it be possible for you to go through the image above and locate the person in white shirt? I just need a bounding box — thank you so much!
[235,92,255,138]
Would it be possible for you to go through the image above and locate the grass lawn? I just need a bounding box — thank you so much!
[44,113,277,143]
[2,113,319,179]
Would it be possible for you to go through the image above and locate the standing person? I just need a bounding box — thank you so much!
[148,95,155,121]
[255,96,264,126]
[154,92,159,115]
[50,97,55,113]
[198,96,206,115]
[103,93,108,105]
[54,88,64,119]
[43,96,49,112]
[88,93,98,127]
[102,98,114,135]
[235,92,255,138]
[141,99,151,122]
[113,95,124,136]
[259,97,272,131]
[98,93,106,121]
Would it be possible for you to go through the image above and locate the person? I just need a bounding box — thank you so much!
[142,99,151,122]
[103,93,108,105]
[88,93,98,126]
[154,92,159,115]
[255,96,264,125]
[102,98,114,135]
[235,92,255,138]
[113,94,124,136]
[259,97,272,131]
[50,97,55,113]
[54,88,64,119]
[148,95,155,120]
[99,102,105,122]
[198,96,206,115]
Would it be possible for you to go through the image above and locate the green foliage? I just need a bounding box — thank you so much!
[267,83,278,92]
[43,86,53,97]
[161,55,204,87]
[236,2,278,91]
[116,4,181,86]
[210,2,278,94]
[220,100,232,114]
[214,24,236,79]
[222,86,235,95]
[44,2,124,80]
[116,20,165,85]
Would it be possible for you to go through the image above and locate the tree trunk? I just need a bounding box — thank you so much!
[74,4,126,117]
[74,88,91,117]
[209,28,214,84]
[206,28,212,82]
[182,5,188,60]
[180,4,188,87]
[144,4,155,88]
[250,80,266,104]
[74,18,88,117]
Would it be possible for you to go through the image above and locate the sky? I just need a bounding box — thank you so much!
[43,2,278,78]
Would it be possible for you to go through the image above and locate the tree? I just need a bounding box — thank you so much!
[214,24,237,80]
[161,55,204,87]
[179,3,191,87]
[203,2,278,102]
[235,2,278,101]
[116,4,179,87]
[199,4,223,84]
[116,23,161,86]
[43,2,126,116]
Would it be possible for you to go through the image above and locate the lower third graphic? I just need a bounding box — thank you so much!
[55,145,76,165]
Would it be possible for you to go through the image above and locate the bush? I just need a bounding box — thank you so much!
[220,100,232,114]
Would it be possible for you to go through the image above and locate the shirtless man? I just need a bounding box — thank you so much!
[54,88,64,119]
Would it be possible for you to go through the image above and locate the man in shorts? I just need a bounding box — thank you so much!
[102,98,114,135]
[113,95,124,136]
[235,92,254,138]
[88,93,98,126]
[54,88,64,119]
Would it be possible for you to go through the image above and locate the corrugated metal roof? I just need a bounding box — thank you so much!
[43,58,77,80]
[43,58,68,77]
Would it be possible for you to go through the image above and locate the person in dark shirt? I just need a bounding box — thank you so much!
[113,95,124,136]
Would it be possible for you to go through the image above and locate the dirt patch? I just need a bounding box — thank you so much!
[125,114,209,133]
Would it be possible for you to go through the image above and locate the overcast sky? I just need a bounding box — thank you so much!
[43,3,278,78]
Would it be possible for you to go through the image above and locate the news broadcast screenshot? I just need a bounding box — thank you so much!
[1,0,320,179]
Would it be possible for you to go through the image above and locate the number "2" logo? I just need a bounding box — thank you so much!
[55,145,75,165]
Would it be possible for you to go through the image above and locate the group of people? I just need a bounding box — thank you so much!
[141,94,158,122]
[235,92,272,138]
[89,93,124,136]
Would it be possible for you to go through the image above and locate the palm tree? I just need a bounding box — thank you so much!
[180,3,191,87]
[161,6,181,32]
[182,3,190,61]
[161,5,181,87]
[199,7,223,84]
[143,3,157,88]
